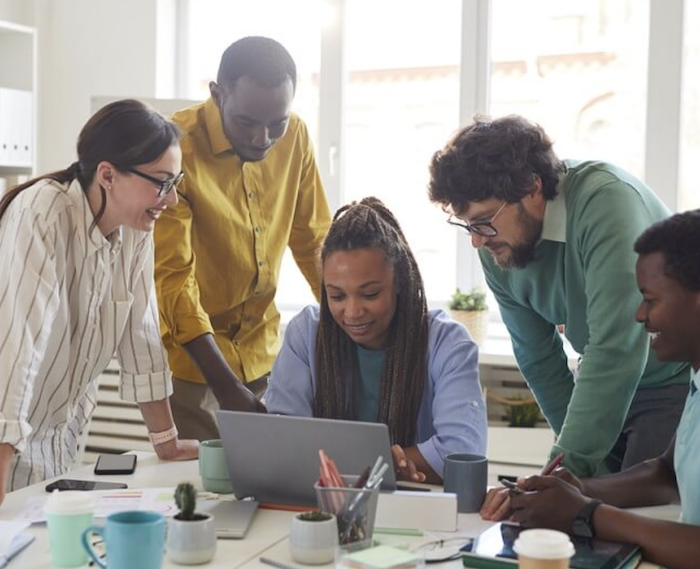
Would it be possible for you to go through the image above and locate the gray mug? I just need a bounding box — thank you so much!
[442,453,488,513]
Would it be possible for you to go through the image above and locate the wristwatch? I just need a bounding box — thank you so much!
[571,499,603,539]
[148,425,178,446]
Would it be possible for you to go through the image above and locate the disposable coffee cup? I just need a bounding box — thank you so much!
[45,490,95,567]
[513,529,575,569]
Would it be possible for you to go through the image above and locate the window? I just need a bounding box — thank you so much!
[679,0,700,211]
[490,0,650,178]
[184,0,322,146]
[182,0,693,313]
[343,0,462,301]
[184,0,324,309]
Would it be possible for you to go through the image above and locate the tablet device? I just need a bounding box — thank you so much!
[461,523,640,569]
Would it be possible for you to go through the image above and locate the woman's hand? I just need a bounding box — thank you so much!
[154,438,199,461]
[391,444,427,483]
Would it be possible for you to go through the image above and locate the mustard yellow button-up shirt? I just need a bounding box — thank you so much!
[154,98,331,384]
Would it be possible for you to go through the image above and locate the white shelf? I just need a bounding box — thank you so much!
[0,19,36,178]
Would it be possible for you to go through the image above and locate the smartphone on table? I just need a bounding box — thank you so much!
[45,479,128,492]
[94,454,137,475]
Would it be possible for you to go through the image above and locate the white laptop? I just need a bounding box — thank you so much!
[216,411,397,507]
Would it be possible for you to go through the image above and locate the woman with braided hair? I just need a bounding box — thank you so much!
[265,197,486,483]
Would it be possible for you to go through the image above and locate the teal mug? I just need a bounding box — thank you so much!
[200,439,233,494]
[81,510,165,569]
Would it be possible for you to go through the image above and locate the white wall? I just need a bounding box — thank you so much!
[0,0,34,26]
[34,0,163,172]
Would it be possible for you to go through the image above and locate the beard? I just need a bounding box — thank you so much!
[489,204,543,269]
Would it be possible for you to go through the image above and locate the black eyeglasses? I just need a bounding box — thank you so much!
[412,537,473,563]
[447,201,509,237]
[128,168,185,198]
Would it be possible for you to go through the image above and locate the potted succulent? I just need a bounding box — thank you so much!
[506,397,543,428]
[167,482,217,565]
[449,288,489,345]
[289,510,339,565]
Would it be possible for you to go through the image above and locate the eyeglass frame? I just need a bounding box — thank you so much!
[127,168,185,198]
[411,536,473,564]
[446,200,510,237]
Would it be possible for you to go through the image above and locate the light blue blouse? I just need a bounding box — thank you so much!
[675,366,700,525]
[265,306,488,476]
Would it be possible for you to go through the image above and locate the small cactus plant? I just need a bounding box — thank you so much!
[174,482,197,521]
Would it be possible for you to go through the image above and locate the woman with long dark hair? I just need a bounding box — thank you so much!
[265,197,486,483]
[0,100,198,508]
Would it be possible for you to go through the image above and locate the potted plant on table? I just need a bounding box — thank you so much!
[449,288,489,345]
[167,482,217,565]
[289,510,339,564]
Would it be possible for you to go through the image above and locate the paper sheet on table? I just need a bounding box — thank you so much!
[0,521,30,558]
[13,488,180,524]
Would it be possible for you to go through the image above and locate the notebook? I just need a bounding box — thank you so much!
[461,523,641,569]
[196,499,259,539]
[216,411,397,506]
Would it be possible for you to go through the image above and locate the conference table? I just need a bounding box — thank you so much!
[0,451,676,568]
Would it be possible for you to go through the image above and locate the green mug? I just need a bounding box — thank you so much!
[44,490,95,567]
[199,439,233,494]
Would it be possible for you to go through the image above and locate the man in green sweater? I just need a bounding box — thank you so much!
[428,115,689,478]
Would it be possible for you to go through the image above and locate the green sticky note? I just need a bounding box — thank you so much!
[344,545,420,569]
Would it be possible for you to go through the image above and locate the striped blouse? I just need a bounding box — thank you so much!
[0,178,172,491]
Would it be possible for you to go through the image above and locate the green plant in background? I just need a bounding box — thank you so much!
[298,511,333,522]
[174,482,198,520]
[506,398,543,428]
[449,288,488,312]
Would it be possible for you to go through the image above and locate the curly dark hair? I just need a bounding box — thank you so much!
[217,36,296,92]
[634,209,700,292]
[428,115,565,213]
[314,197,428,447]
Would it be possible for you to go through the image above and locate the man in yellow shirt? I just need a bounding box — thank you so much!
[154,36,331,440]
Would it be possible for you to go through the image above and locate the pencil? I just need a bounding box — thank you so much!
[260,557,300,569]
[541,452,564,476]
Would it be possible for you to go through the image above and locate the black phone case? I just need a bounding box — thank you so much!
[94,455,137,475]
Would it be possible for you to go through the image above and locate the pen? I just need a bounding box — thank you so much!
[260,557,300,569]
[375,527,424,536]
[368,455,384,481]
[541,452,565,476]
[500,478,524,494]
[367,463,389,489]
[353,466,371,489]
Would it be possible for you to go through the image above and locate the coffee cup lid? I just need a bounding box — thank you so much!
[513,529,575,560]
[44,490,95,515]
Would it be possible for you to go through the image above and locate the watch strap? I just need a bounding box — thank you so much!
[573,499,603,538]
[148,425,178,446]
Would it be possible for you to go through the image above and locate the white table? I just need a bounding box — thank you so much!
[0,451,675,568]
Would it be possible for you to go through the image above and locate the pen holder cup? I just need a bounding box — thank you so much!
[315,477,379,549]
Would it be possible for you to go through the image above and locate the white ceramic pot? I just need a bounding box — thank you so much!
[289,512,339,565]
[167,514,217,565]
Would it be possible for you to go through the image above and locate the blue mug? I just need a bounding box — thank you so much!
[81,510,165,569]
